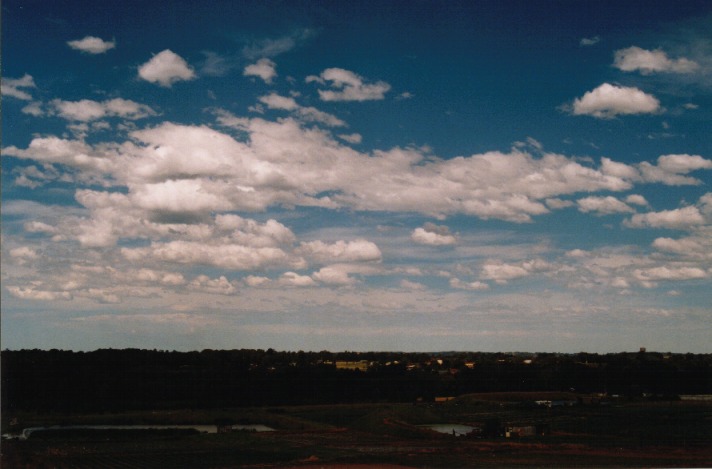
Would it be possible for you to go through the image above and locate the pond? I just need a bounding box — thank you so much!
[418,424,477,436]
[2,424,275,440]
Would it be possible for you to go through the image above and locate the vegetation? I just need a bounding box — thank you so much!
[1,349,712,414]
[3,349,711,466]
[3,397,711,467]
[3,349,711,414]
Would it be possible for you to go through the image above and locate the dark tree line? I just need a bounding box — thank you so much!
[2,349,710,412]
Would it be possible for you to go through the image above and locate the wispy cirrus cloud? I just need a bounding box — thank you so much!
[242,29,315,59]
[1,74,36,100]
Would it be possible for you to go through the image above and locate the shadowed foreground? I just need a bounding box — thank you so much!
[3,395,711,468]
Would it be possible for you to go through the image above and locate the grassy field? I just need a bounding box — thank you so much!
[3,393,711,468]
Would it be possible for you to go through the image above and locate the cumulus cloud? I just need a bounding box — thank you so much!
[138,50,196,87]
[51,98,155,121]
[244,58,277,83]
[657,154,712,173]
[577,196,635,215]
[625,206,705,230]
[67,36,116,54]
[545,198,574,210]
[1,74,36,100]
[21,101,44,116]
[625,194,649,206]
[6,286,72,301]
[307,68,391,101]
[189,275,237,295]
[633,266,707,283]
[449,278,489,290]
[298,239,382,264]
[570,83,660,118]
[602,154,712,186]
[9,246,39,264]
[258,93,346,127]
[339,133,362,144]
[652,235,712,260]
[5,117,662,224]
[481,263,530,284]
[480,259,553,284]
[411,223,457,246]
[122,240,294,270]
[613,46,700,75]
[279,271,316,287]
[312,265,356,286]
[244,275,271,287]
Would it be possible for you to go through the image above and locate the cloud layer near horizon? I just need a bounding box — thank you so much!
[2,1,711,352]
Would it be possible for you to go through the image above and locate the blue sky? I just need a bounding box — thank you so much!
[2,0,711,352]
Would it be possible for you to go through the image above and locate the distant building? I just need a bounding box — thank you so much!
[335,360,369,371]
[434,396,456,403]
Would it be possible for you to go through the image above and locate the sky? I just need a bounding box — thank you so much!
[2,0,711,353]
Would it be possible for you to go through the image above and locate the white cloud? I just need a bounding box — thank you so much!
[411,223,457,246]
[6,117,654,224]
[625,206,705,230]
[449,278,490,290]
[1,74,36,100]
[339,133,362,144]
[307,68,391,101]
[577,196,634,215]
[657,154,712,173]
[6,286,72,301]
[400,279,426,290]
[570,83,660,118]
[51,98,155,121]
[122,240,294,270]
[312,266,356,286]
[481,263,530,284]
[67,36,116,54]
[480,258,554,284]
[297,239,382,264]
[279,271,316,287]
[652,236,711,260]
[633,266,707,283]
[244,275,271,287]
[138,50,196,87]
[580,36,600,46]
[22,101,44,116]
[9,246,39,262]
[602,154,712,186]
[258,93,346,127]
[244,58,277,83]
[258,93,298,110]
[545,198,574,209]
[189,275,237,295]
[2,137,113,175]
[613,46,700,75]
[130,179,233,214]
[625,194,649,206]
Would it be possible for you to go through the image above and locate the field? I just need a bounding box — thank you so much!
[3,393,711,468]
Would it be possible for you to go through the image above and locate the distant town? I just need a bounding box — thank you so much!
[3,348,710,412]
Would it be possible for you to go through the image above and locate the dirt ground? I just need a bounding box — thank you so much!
[3,396,711,468]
